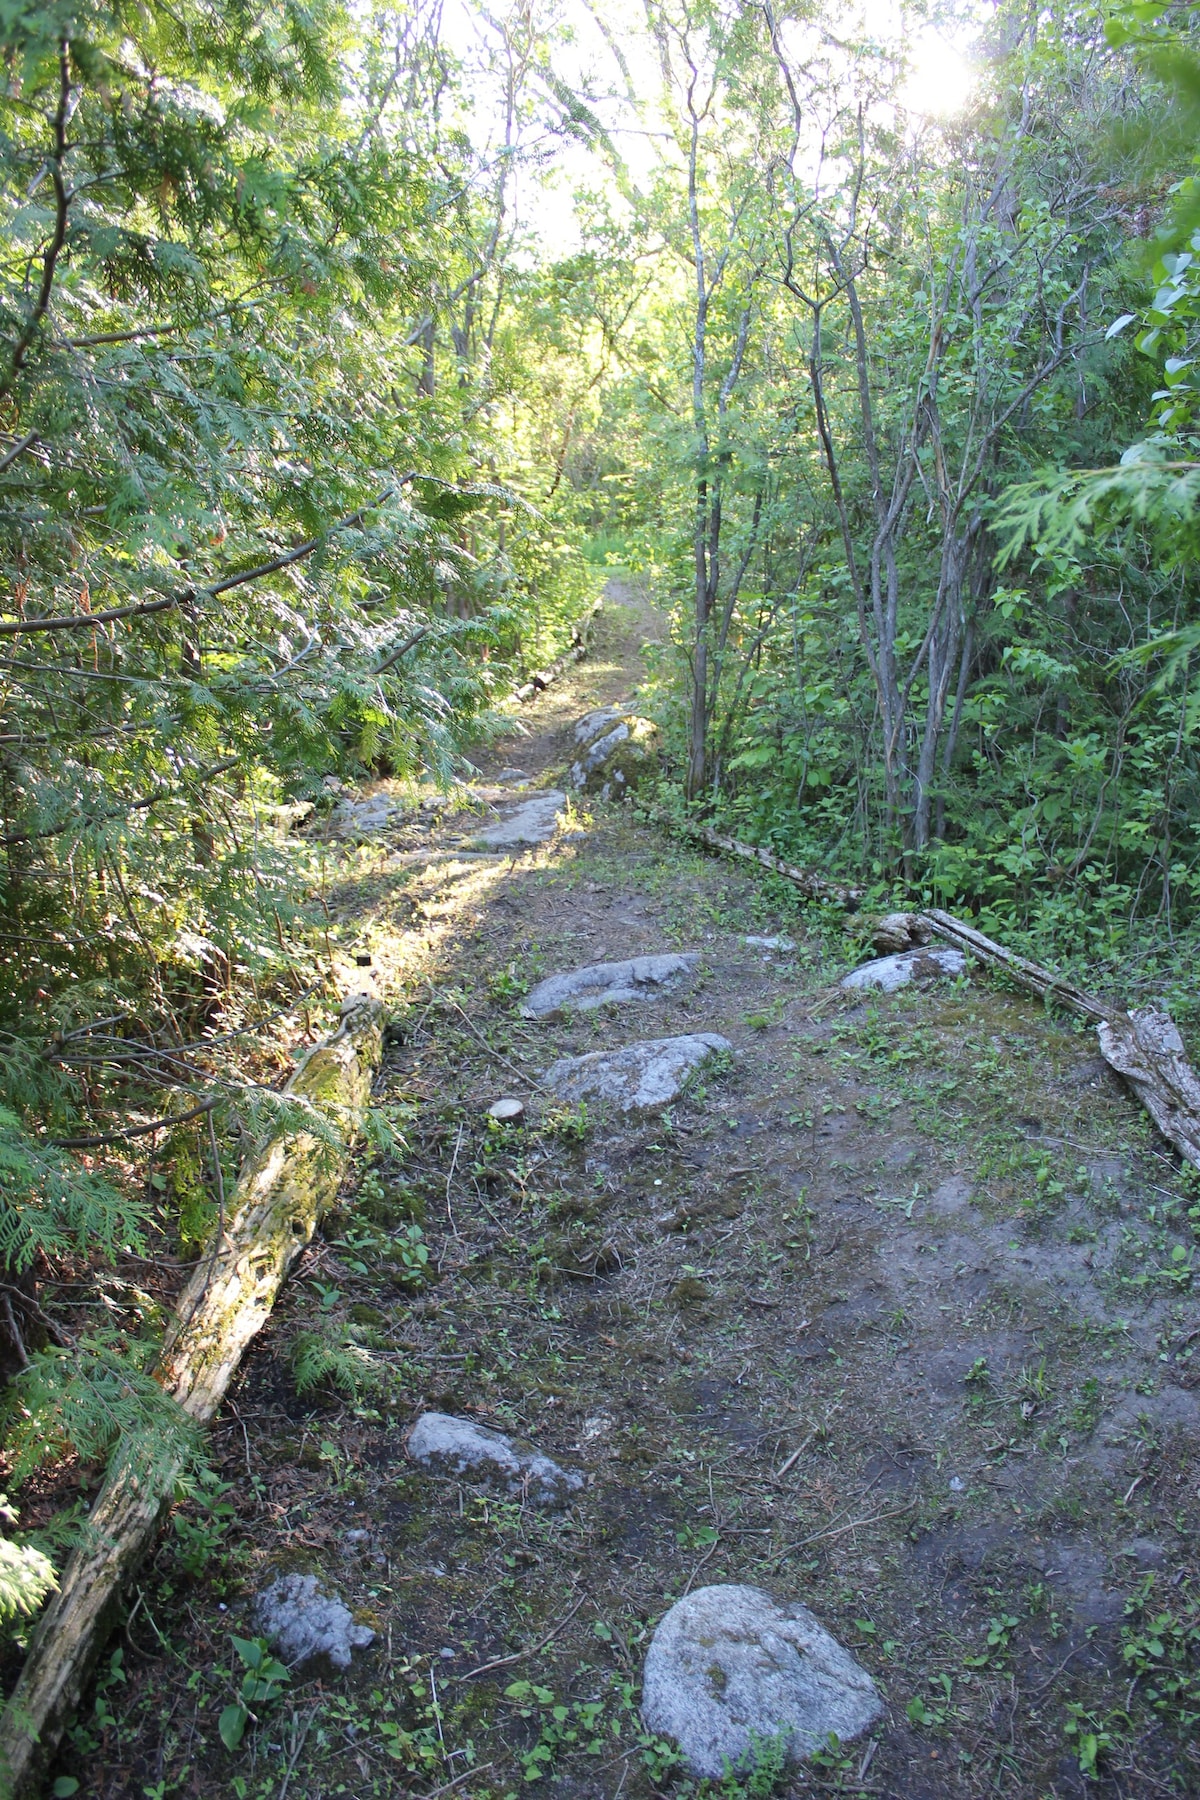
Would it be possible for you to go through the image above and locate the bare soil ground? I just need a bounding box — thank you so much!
[67,586,1200,1800]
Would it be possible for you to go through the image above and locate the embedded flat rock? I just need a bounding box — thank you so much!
[330,793,400,840]
[521,953,698,1020]
[841,945,966,993]
[406,1411,583,1506]
[252,1573,374,1672]
[640,1584,882,1778]
[475,789,565,850]
[543,1033,731,1111]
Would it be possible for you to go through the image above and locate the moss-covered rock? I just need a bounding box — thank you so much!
[568,707,658,800]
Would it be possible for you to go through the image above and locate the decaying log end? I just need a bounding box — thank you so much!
[1097,1007,1200,1175]
[0,993,384,1800]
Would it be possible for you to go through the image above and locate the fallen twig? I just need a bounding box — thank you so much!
[429,984,553,1097]
[457,1592,585,1682]
[773,1433,816,1480]
[796,1500,917,1546]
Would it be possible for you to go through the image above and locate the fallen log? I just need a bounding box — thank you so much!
[1095,1009,1200,1174]
[922,912,1200,1173]
[920,908,1115,1025]
[640,807,864,907]
[0,990,384,1800]
[513,598,603,703]
[639,813,1200,1180]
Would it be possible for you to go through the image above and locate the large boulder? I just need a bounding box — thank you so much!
[521,954,698,1020]
[544,1033,731,1112]
[640,1584,882,1778]
[841,946,965,993]
[569,708,658,801]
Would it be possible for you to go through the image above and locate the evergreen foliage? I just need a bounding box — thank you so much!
[0,0,596,1621]
[0,1497,56,1625]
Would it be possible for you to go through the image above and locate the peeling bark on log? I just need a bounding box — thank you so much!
[1096,1010,1200,1174]
[0,992,384,1800]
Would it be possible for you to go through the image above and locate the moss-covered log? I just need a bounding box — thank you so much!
[0,992,383,1800]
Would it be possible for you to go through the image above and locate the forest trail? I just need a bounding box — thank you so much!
[100,586,1199,1800]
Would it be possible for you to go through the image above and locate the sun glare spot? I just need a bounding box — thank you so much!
[900,32,977,120]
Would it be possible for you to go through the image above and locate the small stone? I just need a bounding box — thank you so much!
[488,1097,525,1125]
[252,1573,374,1672]
[743,935,795,952]
[475,790,565,850]
[521,954,698,1020]
[406,1411,584,1506]
[543,1033,732,1112]
[841,946,966,993]
[640,1584,882,1778]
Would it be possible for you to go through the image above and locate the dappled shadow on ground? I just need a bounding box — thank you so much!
[80,595,1200,1800]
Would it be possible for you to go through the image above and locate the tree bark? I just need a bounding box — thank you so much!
[0,992,384,1800]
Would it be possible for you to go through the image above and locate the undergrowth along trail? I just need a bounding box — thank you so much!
[65,590,1200,1800]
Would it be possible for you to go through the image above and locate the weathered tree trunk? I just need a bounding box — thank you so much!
[0,992,383,1800]
[1096,1009,1200,1174]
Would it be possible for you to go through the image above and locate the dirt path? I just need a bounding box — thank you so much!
[87,585,1199,1800]
[472,577,665,783]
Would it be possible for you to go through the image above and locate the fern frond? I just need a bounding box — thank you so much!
[288,1328,381,1398]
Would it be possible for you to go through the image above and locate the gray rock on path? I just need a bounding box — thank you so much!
[252,1573,375,1672]
[640,1584,882,1778]
[569,707,658,801]
[406,1412,584,1506]
[330,792,400,840]
[743,935,795,953]
[544,1033,731,1112]
[475,789,565,850]
[841,945,966,993]
[521,953,698,1020]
